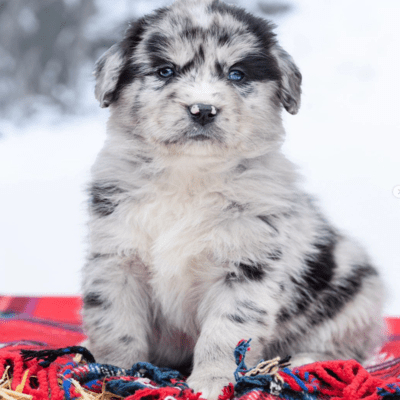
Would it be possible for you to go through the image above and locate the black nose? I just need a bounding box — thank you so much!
[188,103,217,126]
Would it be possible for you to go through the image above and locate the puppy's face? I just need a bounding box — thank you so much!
[95,0,301,157]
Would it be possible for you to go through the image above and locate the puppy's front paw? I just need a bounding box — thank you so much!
[187,373,231,400]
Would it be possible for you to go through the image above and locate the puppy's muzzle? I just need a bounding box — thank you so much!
[188,104,217,126]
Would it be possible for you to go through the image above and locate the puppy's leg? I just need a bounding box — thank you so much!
[187,283,276,399]
[82,254,151,368]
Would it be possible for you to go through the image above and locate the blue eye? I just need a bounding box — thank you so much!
[228,70,244,81]
[158,67,175,78]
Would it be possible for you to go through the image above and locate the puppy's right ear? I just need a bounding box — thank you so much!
[94,44,125,108]
[272,44,302,115]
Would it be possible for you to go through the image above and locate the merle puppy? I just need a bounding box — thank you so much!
[82,0,384,397]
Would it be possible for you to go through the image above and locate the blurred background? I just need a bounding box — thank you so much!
[0,0,399,314]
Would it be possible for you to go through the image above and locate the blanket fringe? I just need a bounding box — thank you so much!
[0,343,399,400]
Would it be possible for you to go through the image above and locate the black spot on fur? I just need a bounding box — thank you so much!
[235,163,247,173]
[230,54,281,84]
[167,92,177,100]
[277,234,337,322]
[309,264,378,326]
[108,8,170,104]
[198,45,205,62]
[181,58,195,75]
[180,46,206,75]
[145,33,169,56]
[181,26,204,41]
[304,238,337,292]
[225,201,246,212]
[210,3,279,62]
[258,215,279,234]
[266,249,282,261]
[277,242,378,326]
[119,335,135,344]
[218,31,230,46]
[239,262,266,281]
[90,253,113,260]
[105,20,147,104]
[209,2,281,86]
[122,7,169,57]
[83,293,105,308]
[214,61,225,79]
[148,53,174,70]
[227,314,247,324]
[90,183,123,217]
[109,64,141,104]
[238,300,267,315]
[277,309,290,322]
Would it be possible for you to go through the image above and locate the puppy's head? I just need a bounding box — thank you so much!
[94,0,301,157]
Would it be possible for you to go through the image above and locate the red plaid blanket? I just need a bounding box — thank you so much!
[1,296,399,400]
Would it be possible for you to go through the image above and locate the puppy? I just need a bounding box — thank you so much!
[82,0,384,398]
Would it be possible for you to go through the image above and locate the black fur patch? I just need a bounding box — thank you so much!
[238,300,268,315]
[209,1,281,86]
[180,58,195,75]
[239,262,266,281]
[266,249,282,261]
[227,313,247,324]
[309,264,378,326]
[83,292,105,308]
[180,46,206,75]
[230,54,281,84]
[122,7,169,58]
[258,215,279,234]
[214,61,225,79]
[90,253,113,260]
[167,91,177,100]
[109,8,170,103]
[181,26,204,41]
[119,335,135,344]
[198,45,205,62]
[145,33,169,56]
[277,250,378,326]
[109,63,141,105]
[210,4,278,60]
[225,201,246,212]
[303,238,337,292]
[277,235,337,322]
[105,19,147,104]
[90,182,123,217]
[218,31,230,46]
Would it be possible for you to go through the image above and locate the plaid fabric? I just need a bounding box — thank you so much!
[1,296,400,400]
[0,296,85,347]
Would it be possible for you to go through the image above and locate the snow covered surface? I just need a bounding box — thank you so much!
[0,0,399,315]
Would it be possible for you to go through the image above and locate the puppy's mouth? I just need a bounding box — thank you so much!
[185,125,218,142]
[161,125,225,147]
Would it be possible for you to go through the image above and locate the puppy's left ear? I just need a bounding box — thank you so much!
[272,44,302,115]
[94,44,125,108]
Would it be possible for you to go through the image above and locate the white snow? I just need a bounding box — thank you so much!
[0,0,399,315]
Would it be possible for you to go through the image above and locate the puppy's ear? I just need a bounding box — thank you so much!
[94,44,125,108]
[272,44,302,115]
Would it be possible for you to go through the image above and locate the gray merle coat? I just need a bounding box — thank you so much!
[82,0,384,398]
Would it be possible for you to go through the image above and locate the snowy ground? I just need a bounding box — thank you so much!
[0,0,399,315]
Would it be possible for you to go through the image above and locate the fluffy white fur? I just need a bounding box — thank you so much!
[82,1,385,398]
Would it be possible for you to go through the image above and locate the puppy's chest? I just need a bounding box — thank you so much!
[134,179,220,251]
[129,176,225,325]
